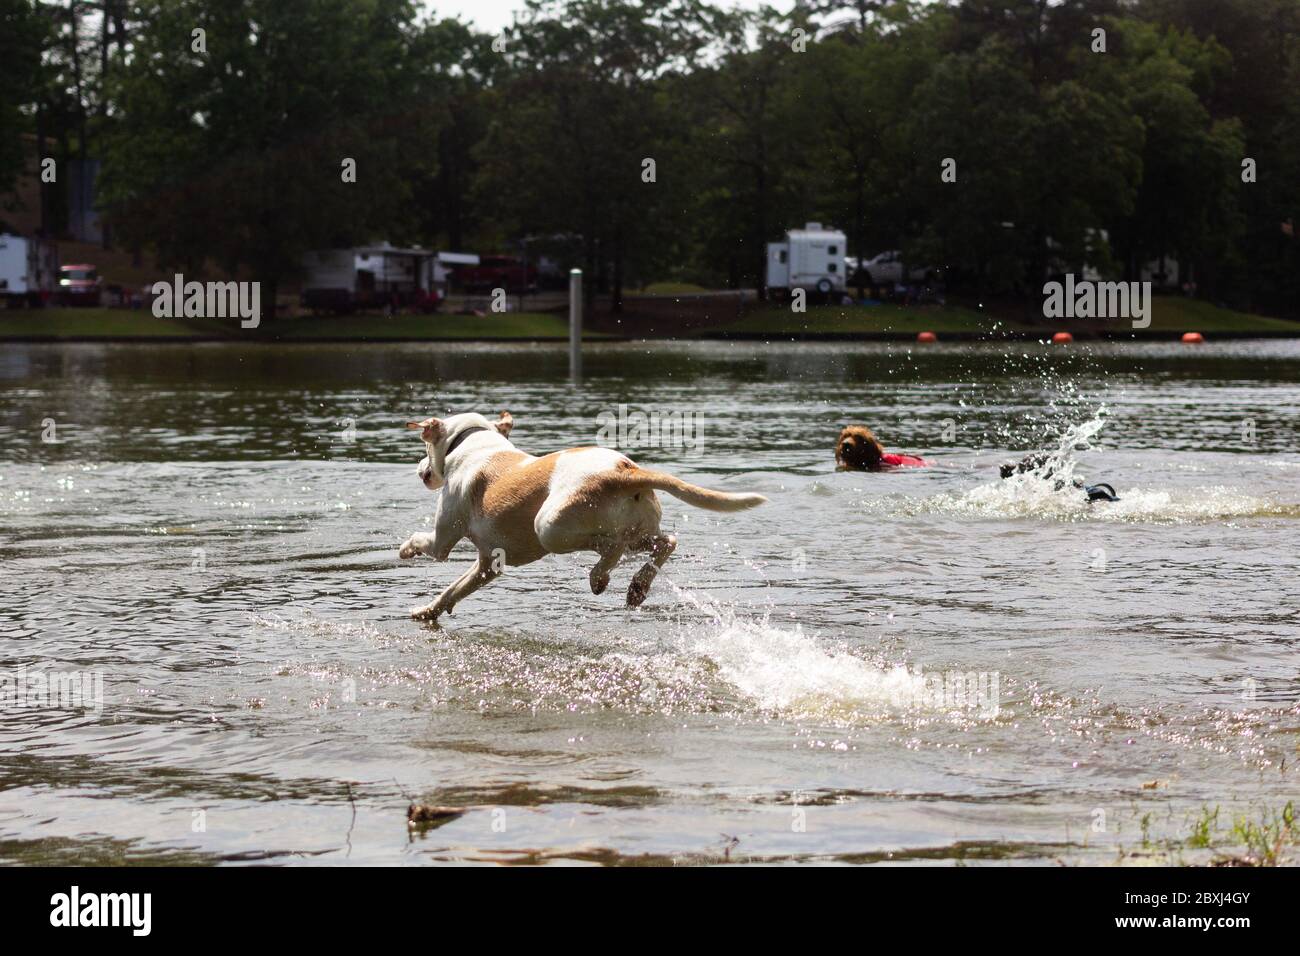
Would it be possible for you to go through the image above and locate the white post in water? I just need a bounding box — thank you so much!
[568,267,582,381]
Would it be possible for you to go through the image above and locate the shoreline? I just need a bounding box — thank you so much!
[3,330,1299,344]
[4,298,1297,344]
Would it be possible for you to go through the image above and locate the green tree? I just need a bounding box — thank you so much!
[475,0,710,311]
[407,17,504,251]
[1090,19,1244,291]
[97,0,437,316]
[792,13,943,295]
[679,4,807,296]
[1139,0,1300,313]
[910,5,1146,298]
[0,0,47,199]
[906,38,1040,295]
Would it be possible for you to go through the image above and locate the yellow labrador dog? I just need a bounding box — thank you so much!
[399,411,766,622]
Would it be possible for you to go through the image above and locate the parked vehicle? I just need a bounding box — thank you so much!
[59,264,104,306]
[766,222,847,297]
[452,255,538,293]
[849,250,933,288]
[300,243,449,314]
[1048,230,1182,287]
[0,233,59,307]
[431,251,479,296]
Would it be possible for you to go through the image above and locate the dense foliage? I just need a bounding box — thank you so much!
[3,0,1297,315]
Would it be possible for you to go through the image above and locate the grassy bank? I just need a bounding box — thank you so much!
[3,296,1296,342]
[704,296,1300,338]
[253,311,589,340]
[708,303,996,336]
[0,308,595,341]
[0,308,214,339]
[1138,297,1300,334]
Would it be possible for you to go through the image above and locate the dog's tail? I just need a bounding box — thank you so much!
[629,468,767,513]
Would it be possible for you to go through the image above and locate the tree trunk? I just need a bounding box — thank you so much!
[595,236,608,294]
[262,276,279,323]
[441,104,465,250]
[36,104,48,237]
[67,2,87,164]
[100,2,108,110]
[611,224,624,314]
[854,168,866,299]
[100,2,112,250]
[755,163,767,300]
[112,1,128,61]
[584,233,597,317]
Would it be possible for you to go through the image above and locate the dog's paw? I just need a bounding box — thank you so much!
[626,564,659,608]
[590,570,610,595]
[399,537,421,560]
[409,603,441,622]
[626,580,650,608]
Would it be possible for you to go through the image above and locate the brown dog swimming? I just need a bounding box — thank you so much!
[835,426,931,471]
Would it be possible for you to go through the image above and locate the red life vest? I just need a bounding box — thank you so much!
[880,453,930,468]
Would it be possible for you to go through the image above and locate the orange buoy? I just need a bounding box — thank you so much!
[917,331,937,343]
[1182,332,1204,344]
[1052,331,1074,343]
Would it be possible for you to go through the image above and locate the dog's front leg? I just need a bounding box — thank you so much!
[400,502,464,561]
[399,531,449,560]
[410,555,501,622]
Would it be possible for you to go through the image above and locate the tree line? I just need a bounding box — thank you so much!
[2,0,1297,317]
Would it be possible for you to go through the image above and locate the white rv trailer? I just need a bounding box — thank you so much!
[300,244,479,312]
[0,233,59,306]
[766,222,847,297]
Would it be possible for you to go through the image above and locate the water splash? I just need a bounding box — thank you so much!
[665,587,992,725]
[924,411,1298,523]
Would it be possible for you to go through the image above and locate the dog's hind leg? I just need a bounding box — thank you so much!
[589,542,625,595]
[411,554,501,622]
[626,533,676,608]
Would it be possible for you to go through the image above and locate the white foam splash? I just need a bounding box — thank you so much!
[926,411,1296,523]
[664,587,975,724]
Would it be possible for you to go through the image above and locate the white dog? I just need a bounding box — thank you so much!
[398,410,766,622]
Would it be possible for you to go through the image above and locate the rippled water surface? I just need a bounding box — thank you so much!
[2,339,1298,865]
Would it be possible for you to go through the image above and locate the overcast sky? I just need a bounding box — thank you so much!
[423,0,787,34]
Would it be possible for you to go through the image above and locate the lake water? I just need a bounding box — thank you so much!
[2,339,1298,865]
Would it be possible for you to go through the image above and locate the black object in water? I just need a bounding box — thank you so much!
[999,453,1119,503]
[1084,483,1120,503]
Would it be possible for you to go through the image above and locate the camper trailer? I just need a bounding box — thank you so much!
[766,223,847,298]
[300,244,478,313]
[0,233,59,307]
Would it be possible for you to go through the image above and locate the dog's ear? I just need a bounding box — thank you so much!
[495,410,514,437]
[406,418,443,444]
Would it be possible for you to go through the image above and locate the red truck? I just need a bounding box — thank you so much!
[59,264,104,306]
[452,255,538,293]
